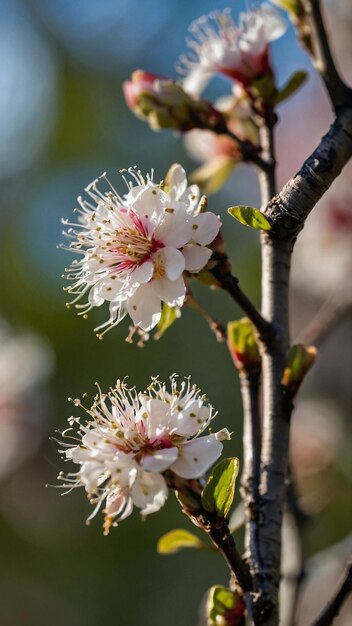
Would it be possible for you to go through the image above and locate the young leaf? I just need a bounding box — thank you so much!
[228,206,272,231]
[206,585,245,625]
[201,457,239,518]
[154,303,179,340]
[275,71,308,104]
[157,528,205,554]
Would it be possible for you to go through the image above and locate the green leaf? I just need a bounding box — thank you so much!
[206,586,245,625]
[275,71,308,104]
[227,318,260,369]
[272,0,301,18]
[154,304,179,340]
[157,529,205,554]
[201,458,239,518]
[228,206,272,231]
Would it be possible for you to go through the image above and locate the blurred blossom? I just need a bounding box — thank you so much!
[0,320,54,480]
[178,4,287,95]
[184,86,259,193]
[291,163,352,301]
[0,0,58,180]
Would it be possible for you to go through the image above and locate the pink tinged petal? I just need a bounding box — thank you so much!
[140,447,178,473]
[191,213,221,245]
[131,471,168,515]
[127,284,161,331]
[167,164,188,200]
[151,276,186,307]
[155,247,185,280]
[170,435,223,479]
[182,244,212,273]
[131,260,154,285]
[155,208,192,248]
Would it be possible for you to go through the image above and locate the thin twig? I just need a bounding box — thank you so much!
[300,0,352,111]
[309,561,352,626]
[224,129,271,172]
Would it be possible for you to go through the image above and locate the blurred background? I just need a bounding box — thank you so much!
[0,0,351,624]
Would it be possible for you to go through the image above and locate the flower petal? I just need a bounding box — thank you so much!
[182,244,212,273]
[155,207,192,248]
[166,163,188,200]
[191,212,221,245]
[155,247,185,280]
[127,284,161,331]
[140,447,178,473]
[131,471,168,515]
[170,435,223,479]
[151,276,186,307]
[131,260,154,285]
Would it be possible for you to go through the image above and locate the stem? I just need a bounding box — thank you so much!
[310,561,352,626]
[301,0,352,111]
[239,367,262,580]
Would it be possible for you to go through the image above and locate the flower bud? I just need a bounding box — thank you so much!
[227,318,261,371]
[123,70,226,132]
[281,343,317,395]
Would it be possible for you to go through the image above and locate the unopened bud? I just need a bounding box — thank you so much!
[282,343,317,395]
[123,69,226,133]
[227,318,260,371]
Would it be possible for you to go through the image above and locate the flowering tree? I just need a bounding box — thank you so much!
[57,2,352,625]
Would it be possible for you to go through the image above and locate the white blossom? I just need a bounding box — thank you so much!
[58,376,230,533]
[62,164,221,336]
[178,3,287,95]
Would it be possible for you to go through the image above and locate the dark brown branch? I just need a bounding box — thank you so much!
[263,108,352,241]
[301,0,352,111]
[310,561,352,626]
[224,129,271,172]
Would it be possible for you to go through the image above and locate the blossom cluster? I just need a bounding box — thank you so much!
[63,164,220,335]
[59,376,230,533]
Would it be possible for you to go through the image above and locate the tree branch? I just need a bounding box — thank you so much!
[263,108,352,240]
[300,0,352,111]
[256,117,292,625]
[309,561,352,626]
